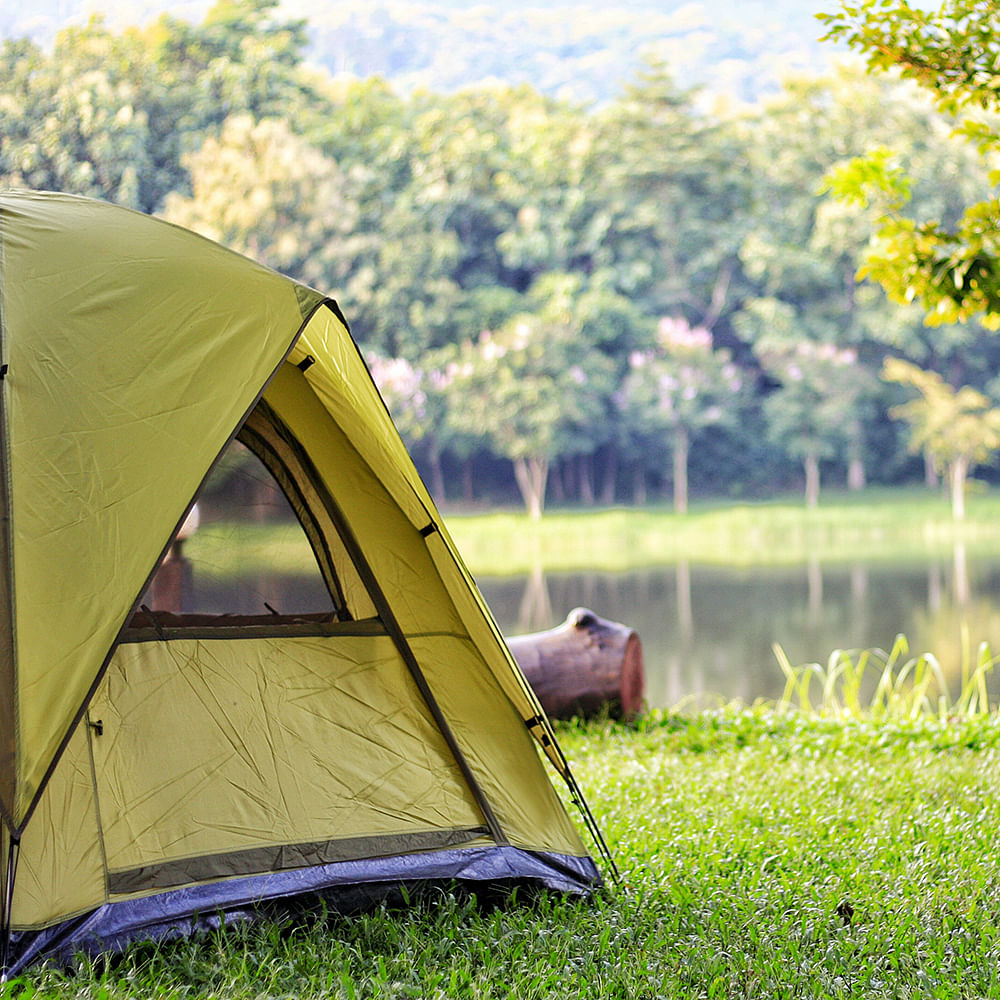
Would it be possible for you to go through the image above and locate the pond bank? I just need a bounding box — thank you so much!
[443,488,1000,575]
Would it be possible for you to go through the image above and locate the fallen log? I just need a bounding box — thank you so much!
[506,607,645,720]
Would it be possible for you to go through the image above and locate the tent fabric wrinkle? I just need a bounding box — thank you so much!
[0,190,607,974]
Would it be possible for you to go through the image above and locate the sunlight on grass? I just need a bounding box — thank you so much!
[444,490,1000,575]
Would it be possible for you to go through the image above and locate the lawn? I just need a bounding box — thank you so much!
[184,487,1000,580]
[9,707,1000,999]
[444,487,1000,575]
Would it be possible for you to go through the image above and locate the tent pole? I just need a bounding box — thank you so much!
[0,832,20,981]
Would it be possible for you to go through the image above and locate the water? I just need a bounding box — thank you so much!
[162,510,1000,708]
[475,547,1000,708]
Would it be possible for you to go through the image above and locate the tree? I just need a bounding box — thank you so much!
[0,1,330,214]
[445,309,613,519]
[366,350,471,505]
[882,356,1000,519]
[760,337,874,508]
[616,317,742,513]
[148,0,323,139]
[597,57,750,325]
[162,114,362,289]
[820,0,1000,325]
[0,26,157,208]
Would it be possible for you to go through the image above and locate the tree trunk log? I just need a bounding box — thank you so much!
[505,607,645,720]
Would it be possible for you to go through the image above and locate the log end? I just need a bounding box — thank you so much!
[507,608,646,721]
[619,632,645,720]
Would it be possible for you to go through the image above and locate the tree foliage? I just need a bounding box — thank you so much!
[4,3,1000,512]
[617,318,742,514]
[820,1,1000,326]
[883,356,1000,518]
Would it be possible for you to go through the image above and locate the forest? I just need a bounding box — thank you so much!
[2,0,996,516]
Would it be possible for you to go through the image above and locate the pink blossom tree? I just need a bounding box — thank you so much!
[616,317,742,513]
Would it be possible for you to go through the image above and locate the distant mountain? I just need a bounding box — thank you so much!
[1,0,840,105]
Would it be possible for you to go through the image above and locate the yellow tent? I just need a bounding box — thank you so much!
[0,190,608,974]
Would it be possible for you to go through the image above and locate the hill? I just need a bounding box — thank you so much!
[2,0,838,105]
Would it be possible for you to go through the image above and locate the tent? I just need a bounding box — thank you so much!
[0,190,610,975]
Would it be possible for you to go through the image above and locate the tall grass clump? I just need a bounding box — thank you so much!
[774,630,998,720]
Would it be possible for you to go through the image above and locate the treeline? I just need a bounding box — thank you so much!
[2,0,996,515]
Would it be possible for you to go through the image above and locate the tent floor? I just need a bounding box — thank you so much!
[8,846,602,975]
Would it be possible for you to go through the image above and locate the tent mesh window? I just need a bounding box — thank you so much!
[128,413,350,633]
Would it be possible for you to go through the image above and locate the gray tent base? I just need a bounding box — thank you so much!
[9,847,601,975]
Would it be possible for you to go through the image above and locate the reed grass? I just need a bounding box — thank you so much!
[774,630,998,720]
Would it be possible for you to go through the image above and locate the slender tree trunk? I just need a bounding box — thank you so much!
[599,445,618,505]
[847,429,865,492]
[513,456,549,520]
[673,426,689,515]
[949,454,969,521]
[924,448,939,489]
[633,464,647,506]
[578,453,595,506]
[804,453,820,509]
[846,421,865,492]
[847,456,866,492]
[462,457,474,502]
[427,441,446,506]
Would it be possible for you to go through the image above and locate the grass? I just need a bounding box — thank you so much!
[444,487,1000,574]
[183,487,1000,579]
[9,693,1000,998]
[773,631,1000,720]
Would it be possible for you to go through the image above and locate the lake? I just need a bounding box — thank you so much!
[476,543,1000,709]
[164,490,1000,710]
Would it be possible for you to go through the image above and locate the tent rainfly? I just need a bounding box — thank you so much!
[0,190,612,976]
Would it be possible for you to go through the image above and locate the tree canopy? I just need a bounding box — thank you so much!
[820,1,1000,326]
[4,1,1000,514]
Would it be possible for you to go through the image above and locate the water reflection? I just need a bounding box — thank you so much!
[518,564,553,633]
[476,543,1000,709]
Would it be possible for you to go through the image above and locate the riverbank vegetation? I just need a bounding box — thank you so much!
[180,487,1000,579]
[6,705,1000,999]
[445,488,1000,574]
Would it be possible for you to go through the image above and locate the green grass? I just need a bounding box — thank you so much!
[444,487,1000,574]
[183,487,1000,579]
[9,704,1000,999]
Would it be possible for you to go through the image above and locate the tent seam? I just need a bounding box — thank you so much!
[84,713,110,906]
